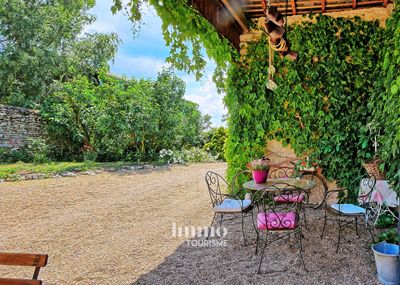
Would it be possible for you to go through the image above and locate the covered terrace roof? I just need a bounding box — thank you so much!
[191,0,394,49]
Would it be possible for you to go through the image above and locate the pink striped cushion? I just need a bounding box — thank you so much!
[257,212,297,230]
[274,194,305,203]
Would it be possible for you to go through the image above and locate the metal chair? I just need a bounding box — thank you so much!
[268,166,296,179]
[268,166,312,228]
[252,183,308,273]
[320,175,377,252]
[205,171,253,245]
[269,165,329,208]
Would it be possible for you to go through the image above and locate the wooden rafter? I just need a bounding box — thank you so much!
[261,0,267,11]
[352,0,357,9]
[221,0,249,33]
[291,0,297,15]
[238,0,393,17]
[191,0,242,49]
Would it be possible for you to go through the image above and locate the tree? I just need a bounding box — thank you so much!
[111,0,234,91]
[0,0,119,108]
[41,70,206,161]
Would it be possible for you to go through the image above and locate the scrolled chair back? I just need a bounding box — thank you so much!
[252,183,308,231]
[268,166,296,179]
[231,169,252,197]
[205,171,229,207]
[358,175,377,205]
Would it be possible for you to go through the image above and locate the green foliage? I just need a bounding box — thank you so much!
[225,15,383,189]
[203,127,227,160]
[0,0,119,108]
[0,138,51,164]
[25,138,51,164]
[370,3,400,194]
[158,147,216,164]
[111,0,235,91]
[0,161,134,180]
[0,147,31,163]
[41,69,207,162]
[377,228,400,244]
[375,213,397,229]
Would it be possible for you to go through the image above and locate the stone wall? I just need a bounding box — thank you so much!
[0,104,43,149]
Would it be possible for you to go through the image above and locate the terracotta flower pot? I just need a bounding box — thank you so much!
[252,170,269,184]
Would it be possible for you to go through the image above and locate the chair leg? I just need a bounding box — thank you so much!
[355,217,359,237]
[255,233,260,255]
[219,214,224,227]
[297,229,306,271]
[302,204,308,230]
[206,213,217,240]
[321,211,327,239]
[249,209,260,254]
[336,218,342,253]
[241,211,247,246]
[366,221,375,243]
[257,234,268,274]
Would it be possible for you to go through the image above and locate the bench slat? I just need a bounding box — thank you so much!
[0,253,48,267]
[0,278,42,285]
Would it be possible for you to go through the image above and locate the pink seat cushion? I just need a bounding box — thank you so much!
[274,194,305,203]
[257,212,297,230]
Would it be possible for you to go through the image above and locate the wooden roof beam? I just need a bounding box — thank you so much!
[291,0,297,15]
[261,0,267,11]
[221,0,250,33]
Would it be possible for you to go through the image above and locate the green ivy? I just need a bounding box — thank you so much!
[225,14,384,192]
[371,2,400,194]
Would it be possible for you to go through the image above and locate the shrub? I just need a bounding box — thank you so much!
[158,147,216,164]
[203,127,227,160]
[0,138,51,164]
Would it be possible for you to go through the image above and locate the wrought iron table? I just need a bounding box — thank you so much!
[243,178,316,192]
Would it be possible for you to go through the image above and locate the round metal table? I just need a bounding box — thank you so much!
[243,178,316,192]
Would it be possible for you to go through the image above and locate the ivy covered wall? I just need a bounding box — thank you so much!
[224,8,399,193]
[371,3,400,191]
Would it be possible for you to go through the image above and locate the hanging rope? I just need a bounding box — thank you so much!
[269,37,287,52]
[267,39,277,91]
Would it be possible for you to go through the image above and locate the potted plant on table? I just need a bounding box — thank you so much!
[247,157,270,184]
[293,154,322,177]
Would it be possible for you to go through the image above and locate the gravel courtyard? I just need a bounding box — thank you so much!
[0,162,379,284]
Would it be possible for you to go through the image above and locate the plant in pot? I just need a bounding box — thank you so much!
[247,157,270,184]
[293,153,322,176]
[361,121,386,180]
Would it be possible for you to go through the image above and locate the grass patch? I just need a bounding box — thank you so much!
[0,161,136,180]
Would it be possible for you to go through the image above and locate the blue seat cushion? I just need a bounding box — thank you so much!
[330,203,366,215]
[214,199,251,213]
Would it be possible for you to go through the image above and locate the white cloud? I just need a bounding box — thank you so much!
[185,76,227,127]
[112,54,169,78]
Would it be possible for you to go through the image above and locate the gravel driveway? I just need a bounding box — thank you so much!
[0,162,380,285]
[0,163,226,284]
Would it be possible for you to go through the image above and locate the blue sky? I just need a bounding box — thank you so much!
[84,1,227,127]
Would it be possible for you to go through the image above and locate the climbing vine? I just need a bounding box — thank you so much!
[225,15,384,191]
[370,2,400,193]
[111,0,235,91]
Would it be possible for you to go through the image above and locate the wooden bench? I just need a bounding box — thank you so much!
[0,253,48,285]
